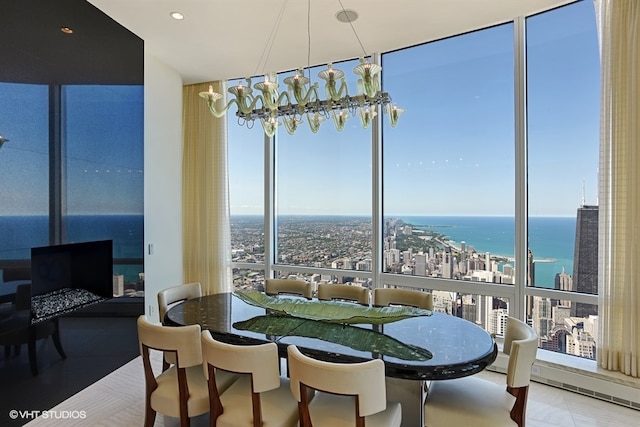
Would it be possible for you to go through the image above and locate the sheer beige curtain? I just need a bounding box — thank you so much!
[182,82,232,294]
[597,0,639,377]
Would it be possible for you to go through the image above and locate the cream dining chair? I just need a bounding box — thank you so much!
[201,330,300,427]
[265,278,312,299]
[137,316,237,427]
[317,283,370,305]
[288,345,402,427]
[423,316,538,427]
[157,282,202,323]
[157,282,203,370]
[373,287,433,311]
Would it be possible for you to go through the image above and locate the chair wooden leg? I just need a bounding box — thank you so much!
[180,412,190,427]
[507,385,529,427]
[51,318,66,359]
[143,404,157,427]
[28,326,38,376]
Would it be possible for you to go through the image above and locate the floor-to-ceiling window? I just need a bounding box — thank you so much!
[525,0,600,358]
[0,83,144,297]
[228,114,265,290]
[381,22,515,324]
[274,59,373,290]
[228,0,600,361]
[63,85,145,295]
[1,0,144,299]
[0,83,49,260]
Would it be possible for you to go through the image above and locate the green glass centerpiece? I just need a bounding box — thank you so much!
[234,289,431,325]
[234,314,433,361]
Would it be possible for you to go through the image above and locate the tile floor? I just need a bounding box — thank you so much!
[475,370,639,427]
[3,315,638,427]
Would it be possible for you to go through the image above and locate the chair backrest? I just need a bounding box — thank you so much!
[2,267,31,283]
[14,283,32,311]
[265,279,312,299]
[201,330,281,425]
[137,315,203,368]
[502,316,538,427]
[287,345,387,420]
[157,282,202,323]
[504,316,538,388]
[373,288,433,310]
[137,316,207,425]
[201,330,280,392]
[317,283,370,305]
[0,284,32,336]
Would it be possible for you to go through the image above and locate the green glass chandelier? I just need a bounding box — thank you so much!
[200,1,404,137]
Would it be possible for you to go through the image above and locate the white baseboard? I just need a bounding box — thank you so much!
[487,347,640,411]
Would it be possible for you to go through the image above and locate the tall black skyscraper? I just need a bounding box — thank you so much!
[572,205,598,318]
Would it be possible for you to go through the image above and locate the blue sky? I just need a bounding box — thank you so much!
[0,2,598,219]
[228,0,600,217]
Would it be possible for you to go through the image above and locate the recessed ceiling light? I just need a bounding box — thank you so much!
[60,26,74,34]
[170,11,184,20]
[336,9,358,23]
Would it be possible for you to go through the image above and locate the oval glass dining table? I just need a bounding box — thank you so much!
[164,292,497,426]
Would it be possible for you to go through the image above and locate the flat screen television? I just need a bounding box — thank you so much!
[30,240,113,298]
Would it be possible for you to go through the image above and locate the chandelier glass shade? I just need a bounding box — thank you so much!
[199,57,404,137]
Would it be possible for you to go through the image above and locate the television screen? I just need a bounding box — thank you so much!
[30,240,113,298]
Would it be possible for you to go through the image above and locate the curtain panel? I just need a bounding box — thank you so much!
[597,0,640,377]
[182,82,232,294]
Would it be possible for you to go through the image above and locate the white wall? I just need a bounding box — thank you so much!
[143,51,183,320]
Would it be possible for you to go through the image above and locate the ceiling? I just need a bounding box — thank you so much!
[88,0,574,84]
[3,0,575,86]
[1,0,143,85]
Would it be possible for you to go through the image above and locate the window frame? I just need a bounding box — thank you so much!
[228,3,600,360]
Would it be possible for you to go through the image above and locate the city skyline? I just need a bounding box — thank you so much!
[230,212,598,360]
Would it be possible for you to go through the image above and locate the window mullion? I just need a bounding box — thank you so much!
[48,84,63,245]
[514,16,528,321]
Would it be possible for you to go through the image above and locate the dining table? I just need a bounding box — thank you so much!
[164,291,497,427]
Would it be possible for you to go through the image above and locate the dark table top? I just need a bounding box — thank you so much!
[165,292,497,380]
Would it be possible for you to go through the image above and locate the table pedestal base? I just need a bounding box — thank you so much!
[386,377,428,427]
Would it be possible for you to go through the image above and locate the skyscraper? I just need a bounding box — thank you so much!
[572,205,599,317]
[555,267,573,308]
[526,248,535,318]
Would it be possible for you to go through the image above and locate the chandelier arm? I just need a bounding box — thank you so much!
[207,96,232,118]
[235,94,264,115]
[299,83,320,111]
[326,77,349,102]
[276,91,291,109]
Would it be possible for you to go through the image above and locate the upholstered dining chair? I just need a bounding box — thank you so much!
[287,344,402,427]
[157,282,203,323]
[265,279,312,299]
[157,282,203,371]
[423,316,538,427]
[201,330,300,427]
[137,316,237,427]
[373,287,433,310]
[317,283,370,305]
[0,283,66,376]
